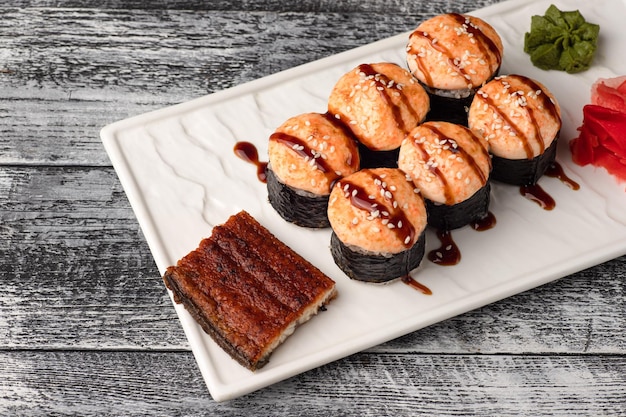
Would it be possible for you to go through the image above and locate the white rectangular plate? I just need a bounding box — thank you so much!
[101,0,626,402]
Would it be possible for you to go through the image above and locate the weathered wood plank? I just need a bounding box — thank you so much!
[1,166,624,353]
[2,0,499,14]
[0,166,188,349]
[1,1,625,413]
[1,350,625,416]
[1,5,504,165]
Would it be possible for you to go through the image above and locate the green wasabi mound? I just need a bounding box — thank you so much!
[524,4,599,73]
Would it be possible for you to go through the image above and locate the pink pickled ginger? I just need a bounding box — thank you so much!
[570,76,626,183]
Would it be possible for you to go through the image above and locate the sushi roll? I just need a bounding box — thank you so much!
[398,121,491,230]
[328,62,430,168]
[467,74,562,185]
[406,13,503,126]
[327,168,428,283]
[267,112,360,228]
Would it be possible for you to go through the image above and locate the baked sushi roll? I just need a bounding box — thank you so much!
[327,168,428,283]
[328,62,430,168]
[467,74,562,185]
[406,13,503,126]
[398,121,492,230]
[267,112,360,228]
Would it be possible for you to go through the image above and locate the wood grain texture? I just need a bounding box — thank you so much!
[1,351,625,416]
[4,0,499,13]
[1,2,496,165]
[1,166,624,353]
[2,0,626,414]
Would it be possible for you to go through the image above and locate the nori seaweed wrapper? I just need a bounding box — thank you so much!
[491,136,558,186]
[420,69,500,127]
[424,91,473,127]
[357,142,400,169]
[330,230,426,283]
[425,182,491,231]
[266,166,330,228]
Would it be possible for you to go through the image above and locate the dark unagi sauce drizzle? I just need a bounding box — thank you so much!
[476,88,534,158]
[470,211,496,231]
[476,75,561,159]
[428,229,461,266]
[408,13,501,88]
[519,162,580,210]
[356,63,421,131]
[410,124,489,205]
[321,111,361,169]
[449,13,502,66]
[545,161,580,190]
[269,131,335,175]
[409,30,466,87]
[520,183,555,210]
[402,275,432,295]
[518,75,561,124]
[233,141,268,183]
[339,172,416,248]
[427,210,494,267]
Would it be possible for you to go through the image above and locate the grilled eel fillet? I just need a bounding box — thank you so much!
[163,210,337,371]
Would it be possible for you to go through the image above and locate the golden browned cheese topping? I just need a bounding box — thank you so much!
[268,112,360,195]
[328,62,430,151]
[327,168,427,254]
[398,121,491,205]
[406,13,503,91]
[468,74,562,160]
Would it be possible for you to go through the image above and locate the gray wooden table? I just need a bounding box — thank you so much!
[2,0,625,415]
